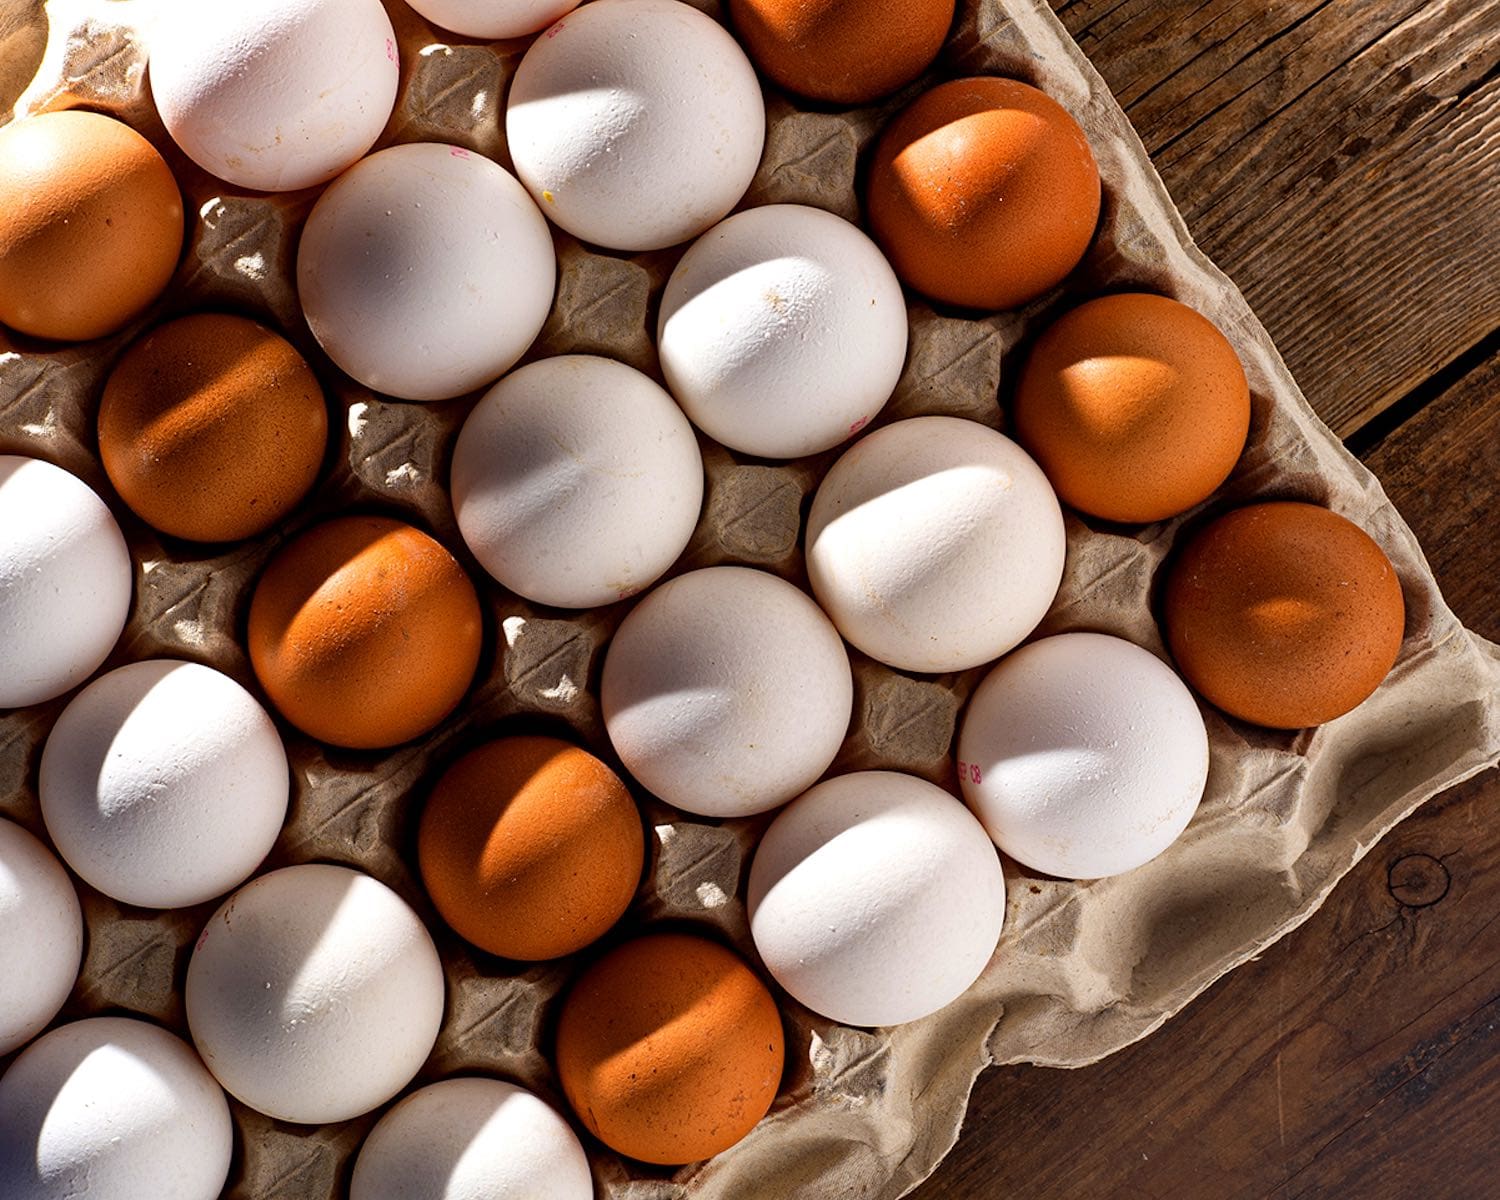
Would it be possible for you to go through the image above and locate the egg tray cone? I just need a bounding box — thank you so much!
[3,1,1499,1198]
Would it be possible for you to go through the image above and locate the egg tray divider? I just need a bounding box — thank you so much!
[3,0,1500,1196]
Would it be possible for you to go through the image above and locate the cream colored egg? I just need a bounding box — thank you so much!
[405,0,582,39]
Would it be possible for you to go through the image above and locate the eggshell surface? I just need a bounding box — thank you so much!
[0,1017,232,1200]
[658,204,908,458]
[0,456,132,709]
[350,1078,593,1200]
[0,820,82,1056]
[747,770,1005,1026]
[451,355,703,608]
[98,314,328,541]
[957,633,1209,878]
[1014,293,1251,523]
[602,566,853,818]
[148,0,399,192]
[297,143,556,401]
[806,416,1066,672]
[404,0,582,39]
[185,864,445,1124]
[418,736,644,960]
[1164,502,1406,729]
[867,77,1100,310]
[247,516,482,749]
[39,660,288,909]
[555,933,784,1164]
[506,0,766,251]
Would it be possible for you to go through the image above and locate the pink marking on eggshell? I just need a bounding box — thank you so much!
[849,415,871,434]
[386,38,397,62]
[450,147,471,158]
[546,20,566,37]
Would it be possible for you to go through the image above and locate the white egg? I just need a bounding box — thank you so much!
[506,0,765,251]
[957,632,1210,879]
[451,355,703,608]
[0,821,81,1055]
[658,204,908,458]
[148,0,399,191]
[350,1078,593,1200]
[806,416,1066,673]
[0,456,131,709]
[297,143,556,401]
[0,1017,232,1200]
[601,566,852,818]
[405,0,582,39]
[747,771,1006,1027]
[38,660,288,909]
[186,864,445,1124]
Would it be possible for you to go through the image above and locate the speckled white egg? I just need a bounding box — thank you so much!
[748,770,1006,1026]
[0,1017,232,1200]
[0,456,131,710]
[957,632,1210,879]
[350,1078,593,1200]
[658,204,908,458]
[451,355,703,608]
[0,821,81,1056]
[506,0,766,251]
[186,864,445,1124]
[602,566,852,818]
[806,416,1066,673]
[148,0,399,191]
[405,0,582,39]
[297,143,556,401]
[38,660,288,909]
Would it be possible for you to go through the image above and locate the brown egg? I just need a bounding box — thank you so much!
[0,110,183,341]
[1013,293,1251,523]
[866,76,1100,311]
[418,736,644,960]
[248,516,482,749]
[556,932,785,1165]
[98,314,328,542]
[727,0,954,105]
[1163,502,1405,729]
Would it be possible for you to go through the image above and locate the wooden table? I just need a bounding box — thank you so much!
[915,2,1500,1195]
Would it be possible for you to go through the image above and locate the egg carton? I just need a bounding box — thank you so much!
[3,1,1499,1198]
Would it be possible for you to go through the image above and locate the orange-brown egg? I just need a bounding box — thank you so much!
[418,736,644,960]
[248,516,482,749]
[866,76,1100,311]
[727,0,954,105]
[1163,502,1405,729]
[0,110,183,341]
[556,932,785,1165]
[1013,293,1251,523]
[98,314,328,542]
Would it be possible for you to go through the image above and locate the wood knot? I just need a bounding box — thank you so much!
[1387,853,1450,908]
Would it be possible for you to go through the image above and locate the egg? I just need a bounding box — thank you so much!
[418,736,644,960]
[957,633,1209,878]
[404,0,583,39]
[555,933,784,1164]
[601,566,853,818]
[805,416,1065,673]
[98,314,328,542]
[0,820,82,1056]
[0,456,132,709]
[727,0,953,104]
[866,77,1100,311]
[451,355,703,608]
[350,1078,593,1200]
[247,516,482,749]
[658,204,908,458]
[0,111,182,341]
[148,0,399,192]
[0,1017,232,1200]
[1013,294,1251,523]
[297,143,556,402]
[39,660,288,909]
[186,864,445,1124]
[747,770,1005,1026]
[506,0,766,252]
[1163,502,1406,729]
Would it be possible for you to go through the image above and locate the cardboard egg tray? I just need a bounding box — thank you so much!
[3,1,1499,1196]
